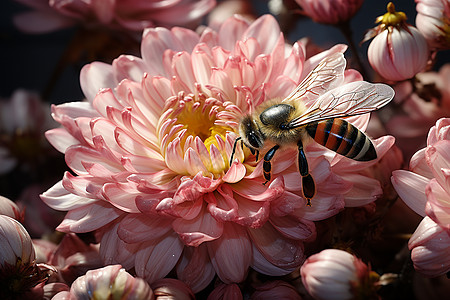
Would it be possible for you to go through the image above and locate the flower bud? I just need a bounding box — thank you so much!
[408,216,450,277]
[301,249,380,300]
[0,215,51,299]
[69,265,153,300]
[295,0,363,25]
[0,215,35,266]
[416,0,450,50]
[366,2,429,81]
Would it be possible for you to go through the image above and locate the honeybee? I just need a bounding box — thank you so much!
[230,52,395,206]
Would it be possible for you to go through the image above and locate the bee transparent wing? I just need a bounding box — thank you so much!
[286,81,394,128]
[282,52,346,105]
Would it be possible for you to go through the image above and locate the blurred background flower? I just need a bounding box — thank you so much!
[415,0,450,50]
[0,89,57,175]
[13,0,216,34]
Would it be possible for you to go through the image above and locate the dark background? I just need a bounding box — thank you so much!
[2,0,448,105]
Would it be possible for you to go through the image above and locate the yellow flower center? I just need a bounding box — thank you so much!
[160,93,233,177]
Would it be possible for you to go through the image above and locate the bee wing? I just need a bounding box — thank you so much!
[286,81,394,128]
[282,52,346,105]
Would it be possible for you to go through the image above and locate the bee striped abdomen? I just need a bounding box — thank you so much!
[306,118,377,161]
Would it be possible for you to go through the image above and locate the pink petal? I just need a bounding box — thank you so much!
[207,222,252,283]
[80,63,116,103]
[176,245,216,293]
[425,179,450,231]
[251,244,296,276]
[117,214,173,244]
[40,180,96,211]
[173,204,223,247]
[243,14,280,55]
[218,15,250,50]
[222,161,246,183]
[392,170,428,217]
[248,223,304,269]
[45,128,79,154]
[134,232,184,283]
[56,202,122,233]
[270,216,316,241]
[343,174,382,207]
[102,183,141,213]
[425,141,450,194]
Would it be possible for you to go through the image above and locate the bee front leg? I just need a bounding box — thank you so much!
[297,140,316,206]
[263,145,280,185]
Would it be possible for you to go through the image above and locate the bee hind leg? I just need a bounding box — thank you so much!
[263,145,280,185]
[298,140,316,206]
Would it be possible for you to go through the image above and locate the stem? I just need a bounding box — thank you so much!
[337,21,370,80]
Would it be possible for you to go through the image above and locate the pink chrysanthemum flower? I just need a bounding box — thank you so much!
[295,0,363,25]
[392,117,450,276]
[41,14,394,292]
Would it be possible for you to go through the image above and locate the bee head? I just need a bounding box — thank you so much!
[239,115,264,150]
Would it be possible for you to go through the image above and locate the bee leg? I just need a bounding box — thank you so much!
[297,140,316,206]
[263,145,280,185]
[230,137,242,164]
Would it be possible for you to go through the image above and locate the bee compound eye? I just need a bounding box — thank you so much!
[247,131,261,148]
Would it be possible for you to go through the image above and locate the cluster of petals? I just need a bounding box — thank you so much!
[14,0,216,34]
[391,117,450,276]
[295,0,363,25]
[366,2,429,81]
[0,89,55,174]
[300,249,378,300]
[415,0,450,50]
[41,14,394,292]
[52,264,154,300]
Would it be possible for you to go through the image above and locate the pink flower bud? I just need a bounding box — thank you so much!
[367,2,429,81]
[300,249,380,300]
[416,0,450,50]
[0,215,52,299]
[69,265,153,300]
[295,0,363,25]
[408,216,450,277]
[0,215,35,266]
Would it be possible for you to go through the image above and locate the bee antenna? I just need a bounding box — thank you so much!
[230,136,242,164]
